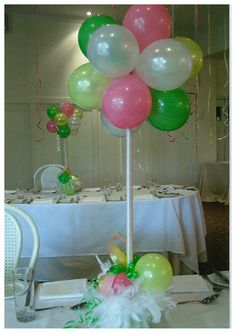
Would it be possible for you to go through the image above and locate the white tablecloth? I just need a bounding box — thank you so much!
[4,276,229,328]
[12,188,206,274]
[198,161,229,204]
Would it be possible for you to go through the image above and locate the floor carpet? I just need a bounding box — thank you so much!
[199,202,230,274]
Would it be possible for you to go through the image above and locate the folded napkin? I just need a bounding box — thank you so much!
[80,195,105,202]
[5,189,18,194]
[134,193,153,200]
[35,279,87,310]
[39,279,87,300]
[207,271,229,287]
[170,275,209,293]
[169,275,210,303]
[108,192,125,201]
[83,187,101,192]
[31,197,55,204]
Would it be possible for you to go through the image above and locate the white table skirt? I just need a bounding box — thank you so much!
[4,277,229,328]
[198,161,229,204]
[15,189,206,274]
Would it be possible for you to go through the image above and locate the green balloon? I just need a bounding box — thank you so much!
[135,253,173,292]
[58,172,71,183]
[148,88,191,131]
[47,105,60,120]
[57,124,70,139]
[68,63,112,110]
[78,15,117,57]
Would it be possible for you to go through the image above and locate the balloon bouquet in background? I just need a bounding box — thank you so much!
[46,102,84,138]
[46,102,83,194]
[64,5,203,328]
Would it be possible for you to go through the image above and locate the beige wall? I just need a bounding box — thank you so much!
[5,11,228,189]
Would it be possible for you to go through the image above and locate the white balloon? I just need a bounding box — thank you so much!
[101,112,139,137]
[69,115,81,126]
[136,39,193,91]
[87,24,140,78]
[70,124,80,136]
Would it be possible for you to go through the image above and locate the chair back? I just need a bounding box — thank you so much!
[4,204,40,284]
[33,164,64,191]
[4,211,22,282]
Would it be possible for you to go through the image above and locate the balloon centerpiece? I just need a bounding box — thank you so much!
[61,4,203,328]
[65,236,175,328]
[46,102,84,138]
[57,168,82,195]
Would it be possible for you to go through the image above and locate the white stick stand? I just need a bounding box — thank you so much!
[60,138,69,168]
[126,128,133,264]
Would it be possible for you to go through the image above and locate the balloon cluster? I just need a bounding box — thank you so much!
[46,102,84,139]
[68,5,203,133]
[98,236,173,295]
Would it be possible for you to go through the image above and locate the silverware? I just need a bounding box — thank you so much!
[214,271,229,285]
[70,301,87,310]
[202,275,224,293]
[177,293,220,305]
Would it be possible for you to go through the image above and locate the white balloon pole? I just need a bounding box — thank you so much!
[126,128,133,264]
[61,138,69,168]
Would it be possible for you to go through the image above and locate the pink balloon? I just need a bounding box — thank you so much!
[60,102,74,117]
[46,120,57,133]
[102,74,152,129]
[123,5,172,51]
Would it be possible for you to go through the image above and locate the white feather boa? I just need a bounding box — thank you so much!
[67,278,176,328]
[64,256,176,328]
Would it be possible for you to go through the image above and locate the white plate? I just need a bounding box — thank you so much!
[40,189,58,194]
[133,185,142,190]
[5,283,14,299]
[83,187,101,192]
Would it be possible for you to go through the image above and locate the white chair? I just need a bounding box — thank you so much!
[33,164,64,192]
[4,204,40,298]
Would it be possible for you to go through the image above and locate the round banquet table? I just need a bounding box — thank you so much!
[9,187,207,278]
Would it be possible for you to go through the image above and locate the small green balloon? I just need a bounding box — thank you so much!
[148,88,191,131]
[135,253,173,292]
[78,15,117,57]
[58,172,71,183]
[57,124,71,139]
[47,105,60,120]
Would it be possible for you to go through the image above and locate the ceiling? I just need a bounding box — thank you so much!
[5,4,229,56]
[5,4,229,34]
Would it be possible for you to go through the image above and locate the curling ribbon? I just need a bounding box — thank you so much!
[56,135,61,152]
[171,5,175,38]
[112,5,120,22]
[207,5,214,143]
[218,13,229,142]
[167,132,176,143]
[135,129,145,172]
[64,296,101,328]
[108,233,127,266]
[34,6,44,143]
[108,233,140,279]
[107,255,140,280]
